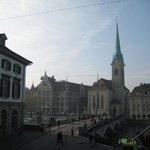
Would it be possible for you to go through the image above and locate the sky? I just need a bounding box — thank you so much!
[0,0,150,92]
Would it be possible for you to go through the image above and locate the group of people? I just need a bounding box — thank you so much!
[57,126,74,146]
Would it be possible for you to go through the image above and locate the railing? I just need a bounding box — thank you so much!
[83,116,126,147]
[86,115,126,132]
[133,125,150,150]
[83,130,117,147]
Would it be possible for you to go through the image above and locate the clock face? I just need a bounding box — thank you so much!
[115,60,119,67]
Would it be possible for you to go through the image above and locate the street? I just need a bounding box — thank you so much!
[15,120,90,150]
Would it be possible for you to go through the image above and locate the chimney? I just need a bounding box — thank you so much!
[0,33,7,46]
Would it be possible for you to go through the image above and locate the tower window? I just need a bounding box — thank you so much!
[115,69,118,75]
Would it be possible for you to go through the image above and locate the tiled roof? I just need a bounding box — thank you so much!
[132,83,150,94]
[90,78,112,91]
[0,45,32,66]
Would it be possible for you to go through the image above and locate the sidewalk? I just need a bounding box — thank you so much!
[0,121,113,150]
[0,123,69,150]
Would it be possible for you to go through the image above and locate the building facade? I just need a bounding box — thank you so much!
[130,83,150,119]
[0,33,32,135]
[88,22,129,116]
[33,72,91,115]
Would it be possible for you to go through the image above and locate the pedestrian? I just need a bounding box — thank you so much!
[40,123,44,133]
[57,131,63,145]
[58,120,60,127]
[71,118,74,124]
[89,133,94,146]
[20,125,23,135]
[93,132,98,144]
[71,126,74,136]
[48,122,51,131]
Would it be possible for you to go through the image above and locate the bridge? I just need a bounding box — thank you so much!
[86,115,127,137]
[84,116,150,149]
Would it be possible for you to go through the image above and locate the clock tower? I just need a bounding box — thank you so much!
[111,21,125,100]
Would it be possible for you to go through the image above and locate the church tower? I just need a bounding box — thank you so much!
[111,20,125,101]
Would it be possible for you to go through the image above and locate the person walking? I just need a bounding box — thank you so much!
[58,120,60,127]
[89,133,94,147]
[40,123,44,134]
[57,131,63,145]
[48,123,51,131]
[71,126,74,136]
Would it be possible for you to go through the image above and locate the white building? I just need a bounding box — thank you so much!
[0,33,32,135]
[33,72,91,115]
[130,83,150,119]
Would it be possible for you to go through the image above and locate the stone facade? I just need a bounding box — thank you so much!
[87,22,129,116]
[130,83,150,119]
[33,72,91,115]
[0,33,32,135]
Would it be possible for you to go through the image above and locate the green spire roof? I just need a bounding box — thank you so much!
[112,21,124,63]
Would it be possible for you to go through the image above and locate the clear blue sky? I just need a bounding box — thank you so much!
[0,0,150,92]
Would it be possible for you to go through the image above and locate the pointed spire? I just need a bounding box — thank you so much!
[66,73,68,82]
[44,71,47,77]
[112,18,124,63]
[97,70,99,81]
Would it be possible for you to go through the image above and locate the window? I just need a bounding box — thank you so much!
[93,95,95,106]
[101,95,104,109]
[115,69,118,75]
[0,74,11,98]
[137,104,140,111]
[97,93,99,109]
[132,104,135,111]
[13,64,21,74]
[148,104,150,111]
[12,78,21,99]
[1,59,11,71]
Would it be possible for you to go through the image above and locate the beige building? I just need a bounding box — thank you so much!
[33,72,91,115]
[88,22,129,116]
[0,33,32,135]
[130,83,150,119]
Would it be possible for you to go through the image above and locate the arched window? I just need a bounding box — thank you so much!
[0,110,7,131]
[115,69,118,75]
[97,93,99,109]
[11,109,18,128]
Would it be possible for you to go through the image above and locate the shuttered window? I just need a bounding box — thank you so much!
[1,59,11,71]
[12,78,21,99]
[13,64,21,74]
[0,75,11,98]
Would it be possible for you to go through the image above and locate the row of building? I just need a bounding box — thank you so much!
[0,21,150,135]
